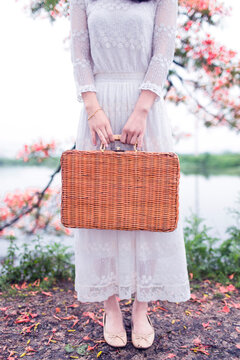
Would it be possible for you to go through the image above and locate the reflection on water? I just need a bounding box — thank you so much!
[180,173,240,241]
[0,166,239,259]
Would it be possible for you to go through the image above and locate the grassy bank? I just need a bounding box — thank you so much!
[178,152,240,176]
[0,156,60,168]
[0,207,239,294]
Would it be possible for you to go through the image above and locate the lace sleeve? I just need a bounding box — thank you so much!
[138,0,178,102]
[69,0,97,103]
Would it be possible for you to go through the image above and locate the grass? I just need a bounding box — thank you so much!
[0,235,75,293]
[0,156,60,168]
[178,152,240,176]
[0,202,239,294]
[184,211,240,287]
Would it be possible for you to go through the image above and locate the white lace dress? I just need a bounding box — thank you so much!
[70,0,191,303]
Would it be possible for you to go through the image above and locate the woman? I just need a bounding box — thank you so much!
[69,0,191,349]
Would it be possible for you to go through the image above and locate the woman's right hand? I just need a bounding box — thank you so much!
[82,92,115,147]
[88,108,115,147]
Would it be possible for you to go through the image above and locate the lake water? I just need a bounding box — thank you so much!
[0,166,239,261]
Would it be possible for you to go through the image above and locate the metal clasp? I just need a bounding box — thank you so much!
[100,134,138,152]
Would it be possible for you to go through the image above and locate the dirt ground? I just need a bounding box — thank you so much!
[0,278,239,360]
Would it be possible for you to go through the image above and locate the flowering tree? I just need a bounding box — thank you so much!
[0,187,71,237]
[0,140,74,238]
[21,0,240,131]
[16,139,56,163]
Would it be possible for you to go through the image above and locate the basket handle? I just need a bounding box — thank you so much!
[100,134,138,152]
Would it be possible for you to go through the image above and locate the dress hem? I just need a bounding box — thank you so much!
[74,281,191,304]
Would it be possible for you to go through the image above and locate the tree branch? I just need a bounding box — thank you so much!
[0,143,76,233]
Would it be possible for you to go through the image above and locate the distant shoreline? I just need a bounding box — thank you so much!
[0,152,239,176]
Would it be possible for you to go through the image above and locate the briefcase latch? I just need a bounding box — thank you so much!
[100,134,138,152]
[114,146,125,152]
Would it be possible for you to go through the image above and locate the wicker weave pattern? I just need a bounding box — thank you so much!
[60,149,180,232]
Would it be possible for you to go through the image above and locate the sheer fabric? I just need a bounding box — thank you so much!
[70,0,191,303]
[70,0,178,102]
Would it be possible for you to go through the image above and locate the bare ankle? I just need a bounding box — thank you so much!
[104,294,120,313]
[132,298,148,314]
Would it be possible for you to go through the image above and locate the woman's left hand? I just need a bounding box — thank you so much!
[120,108,148,149]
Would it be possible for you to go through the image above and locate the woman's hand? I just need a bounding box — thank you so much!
[120,89,157,148]
[82,92,114,147]
[120,108,148,149]
[88,109,115,147]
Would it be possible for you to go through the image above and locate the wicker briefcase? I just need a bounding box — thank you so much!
[60,134,180,232]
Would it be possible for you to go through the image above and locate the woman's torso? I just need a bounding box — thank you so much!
[85,0,157,75]
[76,0,174,154]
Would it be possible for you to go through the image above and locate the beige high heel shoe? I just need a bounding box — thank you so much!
[103,312,127,347]
[131,313,155,349]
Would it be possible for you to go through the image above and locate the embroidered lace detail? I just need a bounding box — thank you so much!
[139,82,163,102]
[75,282,191,303]
[73,58,90,68]
[155,24,177,39]
[94,35,145,50]
[139,53,173,100]
[70,0,178,103]
[87,0,156,12]
[72,29,88,40]
[76,85,97,102]
[70,0,97,103]
[139,0,178,101]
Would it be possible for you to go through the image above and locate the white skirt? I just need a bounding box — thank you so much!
[74,72,191,303]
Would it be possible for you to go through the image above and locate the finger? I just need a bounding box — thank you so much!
[96,128,108,147]
[130,132,139,146]
[137,134,144,149]
[105,122,115,142]
[100,126,110,144]
[126,131,133,145]
[91,129,96,146]
[120,129,127,143]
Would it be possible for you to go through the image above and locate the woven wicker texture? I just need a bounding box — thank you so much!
[60,147,180,232]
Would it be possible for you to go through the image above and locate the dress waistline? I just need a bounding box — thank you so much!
[94,72,145,82]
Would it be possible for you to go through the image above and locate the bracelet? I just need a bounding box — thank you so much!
[87,107,103,121]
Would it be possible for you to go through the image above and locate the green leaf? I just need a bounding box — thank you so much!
[65,344,75,353]
[76,344,88,355]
